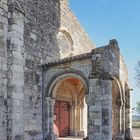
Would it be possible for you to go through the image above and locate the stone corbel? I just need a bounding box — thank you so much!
[49,98,55,106]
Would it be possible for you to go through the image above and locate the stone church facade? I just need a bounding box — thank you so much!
[0,0,132,140]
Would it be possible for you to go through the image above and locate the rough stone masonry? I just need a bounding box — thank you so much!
[0,0,132,140]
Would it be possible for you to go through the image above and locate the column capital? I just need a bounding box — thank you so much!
[85,95,89,105]
[45,97,50,101]
[49,98,55,107]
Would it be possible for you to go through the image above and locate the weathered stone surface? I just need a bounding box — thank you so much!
[59,0,95,58]
[44,40,129,140]
[0,0,130,140]
[0,0,8,139]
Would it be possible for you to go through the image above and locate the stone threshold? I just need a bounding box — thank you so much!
[58,136,83,140]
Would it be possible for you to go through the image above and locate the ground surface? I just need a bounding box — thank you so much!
[58,137,83,140]
[58,129,140,140]
[133,128,140,140]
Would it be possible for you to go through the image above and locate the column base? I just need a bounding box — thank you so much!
[70,129,85,137]
[125,128,134,140]
[78,131,85,137]
[45,133,57,140]
[70,129,77,136]
[83,136,89,140]
[113,134,125,140]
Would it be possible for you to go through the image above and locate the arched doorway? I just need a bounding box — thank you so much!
[53,77,87,137]
[46,72,88,138]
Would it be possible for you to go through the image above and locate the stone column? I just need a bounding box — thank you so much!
[79,106,84,136]
[120,106,123,133]
[125,88,133,140]
[83,95,89,140]
[83,98,88,137]
[69,103,75,136]
[70,101,77,136]
[44,97,50,138]
[122,104,125,133]
[49,99,55,133]
[46,98,57,140]
[74,105,78,136]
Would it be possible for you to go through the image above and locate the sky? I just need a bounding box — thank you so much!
[69,0,140,109]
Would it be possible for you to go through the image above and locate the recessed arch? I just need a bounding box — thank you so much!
[45,69,88,137]
[46,69,89,98]
[112,76,124,138]
[112,76,124,105]
[58,30,74,47]
[57,29,74,58]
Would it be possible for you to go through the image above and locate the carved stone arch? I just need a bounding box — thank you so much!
[112,76,124,138]
[45,69,88,137]
[59,30,74,47]
[112,76,124,106]
[46,69,89,98]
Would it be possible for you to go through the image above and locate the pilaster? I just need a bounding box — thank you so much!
[87,41,120,140]
[7,1,25,139]
[0,0,8,139]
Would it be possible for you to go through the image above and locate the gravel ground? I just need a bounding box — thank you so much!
[58,137,83,140]
[57,129,140,140]
[133,128,140,140]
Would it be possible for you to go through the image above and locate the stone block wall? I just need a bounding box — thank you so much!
[0,0,8,139]
[0,0,130,139]
[0,0,61,139]
[0,0,96,139]
[21,0,60,139]
[59,0,95,57]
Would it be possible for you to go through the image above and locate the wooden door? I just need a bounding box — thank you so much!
[59,101,70,137]
[54,101,70,137]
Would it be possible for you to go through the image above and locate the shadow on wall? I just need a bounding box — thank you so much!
[22,0,61,139]
[7,0,61,140]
